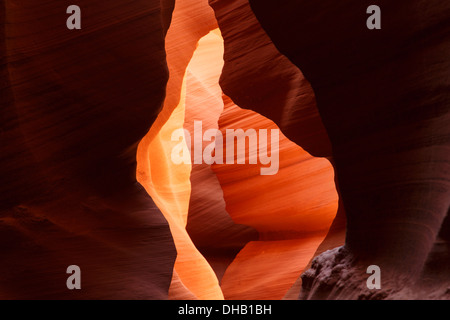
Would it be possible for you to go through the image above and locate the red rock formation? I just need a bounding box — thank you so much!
[208,0,345,299]
[183,31,258,283]
[213,96,338,299]
[167,8,340,297]
[0,0,341,300]
[162,23,338,299]
[136,0,224,300]
[1,0,176,299]
[4,0,446,301]
[209,0,332,158]
[250,0,450,299]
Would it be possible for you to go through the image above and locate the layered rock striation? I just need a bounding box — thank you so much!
[250,0,450,299]
[2,0,447,300]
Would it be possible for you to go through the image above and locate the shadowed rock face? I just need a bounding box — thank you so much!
[249,0,450,298]
[0,0,176,299]
[209,0,346,299]
[2,0,448,300]
[209,0,332,158]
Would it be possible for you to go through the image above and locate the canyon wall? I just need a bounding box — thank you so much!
[250,0,450,299]
[1,0,448,300]
[0,0,176,299]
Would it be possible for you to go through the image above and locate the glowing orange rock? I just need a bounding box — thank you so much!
[136,0,223,300]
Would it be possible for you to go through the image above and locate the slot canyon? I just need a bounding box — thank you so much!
[0,0,449,300]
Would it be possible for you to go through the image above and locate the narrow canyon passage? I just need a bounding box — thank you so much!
[137,0,340,300]
[2,0,447,301]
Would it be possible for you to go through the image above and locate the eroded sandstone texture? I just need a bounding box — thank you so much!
[250,0,450,299]
[1,0,448,300]
[1,0,176,299]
